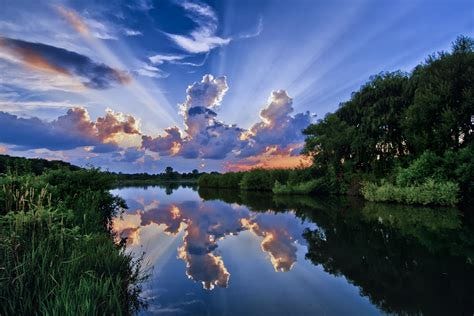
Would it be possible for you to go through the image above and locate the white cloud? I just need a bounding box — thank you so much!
[165,1,230,54]
[238,16,264,39]
[135,63,169,78]
[124,29,142,36]
[148,54,186,65]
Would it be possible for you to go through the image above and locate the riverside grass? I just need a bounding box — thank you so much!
[0,169,144,315]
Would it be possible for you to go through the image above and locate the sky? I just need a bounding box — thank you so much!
[0,0,472,173]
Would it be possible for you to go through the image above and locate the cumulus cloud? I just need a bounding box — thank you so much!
[112,147,145,163]
[0,107,140,151]
[179,75,243,159]
[0,37,130,89]
[238,90,312,158]
[165,1,230,53]
[142,127,182,156]
[142,74,311,164]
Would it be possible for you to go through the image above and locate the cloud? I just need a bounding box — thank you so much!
[181,74,228,111]
[0,37,130,89]
[238,16,264,39]
[139,53,209,80]
[238,90,312,158]
[56,6,117,40]
[127,0,154,11]
[135,63,169,78]
[165,1,230,53]
[0,107,140,151]
[124,29,142,37]
[142,74,311,163]
[142,127,182,156]
[149,54,186,65]
[178,75,242,159]
[224,146,312,172]
[149,53,209,68]
[112,147,145,163]
[96,109,140,142]
[0,145,8,154]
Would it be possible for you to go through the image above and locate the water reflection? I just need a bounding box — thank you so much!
[113,185,474,315]
[113,189,308,290]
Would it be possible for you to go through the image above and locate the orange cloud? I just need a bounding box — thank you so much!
[56,6,90,37]
[0,37,71,76]
[225,146,312,171]
[0,146,8,154]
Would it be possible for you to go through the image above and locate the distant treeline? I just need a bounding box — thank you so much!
[0,154,80,175]
[108,166,203,184]
[0,155,202,184]
[200,36,474,207]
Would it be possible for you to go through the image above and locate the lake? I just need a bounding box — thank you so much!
[111,184,474,316]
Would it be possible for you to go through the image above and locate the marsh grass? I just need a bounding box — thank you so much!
[0,169,144,315]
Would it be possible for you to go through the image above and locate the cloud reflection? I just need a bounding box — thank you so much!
[113,197,307,289]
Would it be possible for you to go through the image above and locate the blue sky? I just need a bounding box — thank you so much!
[0,0,472,172]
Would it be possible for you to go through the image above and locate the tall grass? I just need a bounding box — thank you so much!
[0,169,144,315]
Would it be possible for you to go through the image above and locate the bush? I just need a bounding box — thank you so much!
[396,151,444,186]
[273,179,321,195]
[239,169,290,191]
[362,179,459,206]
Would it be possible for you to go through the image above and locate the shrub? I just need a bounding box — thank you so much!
[362,179,459,206]
[273,179,321,195]
[396,151,444,186]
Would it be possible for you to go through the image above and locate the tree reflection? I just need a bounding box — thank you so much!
[199,189,474,315]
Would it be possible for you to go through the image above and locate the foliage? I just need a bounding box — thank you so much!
[301,35,474,204]
[198,172,243,189]
[362,179,459,206]
[0,154,79,176]
[0,168,144,315]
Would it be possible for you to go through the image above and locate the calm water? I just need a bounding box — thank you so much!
[112,184,474,316]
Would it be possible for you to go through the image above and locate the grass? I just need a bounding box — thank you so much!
[0,169,144,315]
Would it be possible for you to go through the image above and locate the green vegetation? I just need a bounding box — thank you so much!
[199,36,474,206]
[110,166,202,185]
[362,179,459,206]
[0,163,144,314]
[0,154,80,175]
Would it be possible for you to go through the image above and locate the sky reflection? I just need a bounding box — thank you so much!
[112,187,311,290]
